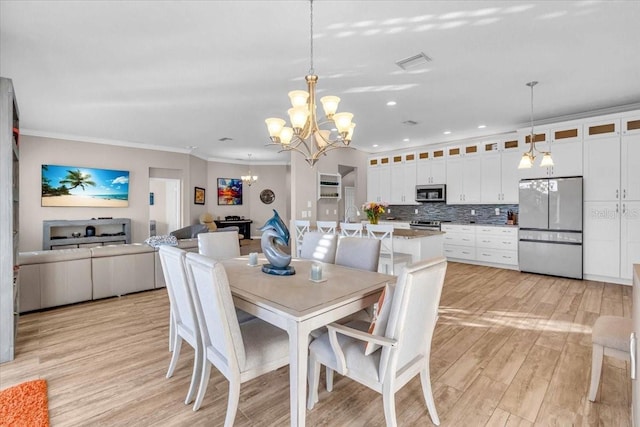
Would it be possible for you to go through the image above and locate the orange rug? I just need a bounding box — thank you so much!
[0,379,49,427]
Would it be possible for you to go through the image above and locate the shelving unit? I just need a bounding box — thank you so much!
[1,77,19,363]
[43,218,131,250]
[318,172,341,200]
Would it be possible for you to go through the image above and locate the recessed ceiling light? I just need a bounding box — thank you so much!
[386,101,397,106]
[403,138,410,142]
[373,144,379,147]
[478,124,486,129]
[443,131,451,135]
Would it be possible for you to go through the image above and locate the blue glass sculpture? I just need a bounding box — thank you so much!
[258,210,295,275]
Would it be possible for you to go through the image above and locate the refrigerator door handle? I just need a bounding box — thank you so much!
[631,332,637,380]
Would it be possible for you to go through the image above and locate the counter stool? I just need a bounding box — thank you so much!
[589,315,633,401]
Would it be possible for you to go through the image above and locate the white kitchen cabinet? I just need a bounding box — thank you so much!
[621,201,640,280]
[584,201,622,278]
[367,156,390,203]
[446,144,481,204]
[416,149,446,185]
[390,152,417,205]
[582,115,640,284]
[518,124,583,179]
[622,116,640,201]
[475,226,519,266]
[442,224,476,261]
[480,138,521,204]
[442,224,518,268]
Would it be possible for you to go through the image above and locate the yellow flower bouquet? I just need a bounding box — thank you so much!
[362,201,387,224]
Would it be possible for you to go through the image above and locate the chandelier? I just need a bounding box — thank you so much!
[241,154,258,186]
[518,81,553,169]
[264,0,355,167]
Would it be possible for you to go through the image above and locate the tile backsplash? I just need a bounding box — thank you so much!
[385,203,519,225]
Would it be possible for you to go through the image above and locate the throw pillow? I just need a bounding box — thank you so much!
[364,282,395,356]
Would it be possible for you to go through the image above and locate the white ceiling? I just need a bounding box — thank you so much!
[1,1,639,164]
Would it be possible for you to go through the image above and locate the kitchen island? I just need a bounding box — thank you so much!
[392,228,444,262]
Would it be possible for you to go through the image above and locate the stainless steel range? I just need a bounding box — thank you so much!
[409,220,449,231]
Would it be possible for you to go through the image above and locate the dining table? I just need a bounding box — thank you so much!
[220,255,396,427]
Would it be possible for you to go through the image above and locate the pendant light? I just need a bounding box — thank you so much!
[518,81,554,169]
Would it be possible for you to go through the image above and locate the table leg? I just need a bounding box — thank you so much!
[288,320,309,427]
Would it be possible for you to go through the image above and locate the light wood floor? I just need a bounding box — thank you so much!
[0,261,631,426]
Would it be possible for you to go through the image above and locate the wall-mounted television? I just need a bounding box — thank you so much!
[41,164,130,207]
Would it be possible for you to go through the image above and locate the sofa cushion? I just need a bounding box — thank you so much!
[18,248,92,265]
[90,243,155,258]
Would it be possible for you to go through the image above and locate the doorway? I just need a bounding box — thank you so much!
[149,177,181,236]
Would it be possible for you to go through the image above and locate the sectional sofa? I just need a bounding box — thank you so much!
[17,239,198,313]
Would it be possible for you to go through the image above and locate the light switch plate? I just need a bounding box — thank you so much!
[307,201,312,208]
[495,208,500,215]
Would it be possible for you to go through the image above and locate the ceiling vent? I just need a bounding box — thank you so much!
[395,52,432,70]
[218,137,233,142]
[403,120,418,126]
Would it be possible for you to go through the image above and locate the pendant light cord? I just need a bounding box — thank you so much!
[309,0,314,75]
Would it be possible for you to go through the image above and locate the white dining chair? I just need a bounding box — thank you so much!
[366,223,412,275]
[307,256,448,427]
[340,222,363,237]
[158,246,202,406]
[197,230,254,324]
[335,236,381,272]
[299,231,338,264]
[184,253,290,423]
[588,315,633,401]
[316,220,337,234]
[326,236,382,390]
[294,220,311,257]
[197,230,240,259]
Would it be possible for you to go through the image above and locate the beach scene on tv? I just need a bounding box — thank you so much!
[41,164,129,207]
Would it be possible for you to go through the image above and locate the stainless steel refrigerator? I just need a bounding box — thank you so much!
[518,177,583,279]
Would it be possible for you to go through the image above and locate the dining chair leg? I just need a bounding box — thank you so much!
[193,361,212,411]
[224,380,241,427]
[169,311,176,352]
[589,343,604,401]
[185,345,202,405]
[382,381,398,427]
[420,368,440,425]
[326,367,334,392]
[307,358,321,409]
[166,337,182,378]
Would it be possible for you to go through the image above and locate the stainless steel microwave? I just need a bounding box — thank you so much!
[416,184,446,202]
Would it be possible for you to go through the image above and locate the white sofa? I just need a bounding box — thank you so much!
[19,248,93,312]
[17,239,199,313]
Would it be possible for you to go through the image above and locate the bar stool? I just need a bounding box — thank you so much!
[588,315,633,401]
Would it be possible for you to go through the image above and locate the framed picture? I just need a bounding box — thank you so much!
[194,187,205,205]
[217,178,243,205]
[41,164,129,207]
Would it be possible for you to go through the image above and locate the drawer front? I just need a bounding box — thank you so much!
[442,224,476,234]
[475,249,518,266]
[443,233,475,246]
[476,226,518,237]
[443,245,476,260]
[476,236,518,250]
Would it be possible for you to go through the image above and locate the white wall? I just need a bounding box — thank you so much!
[206,161,289,237]
[19,135,289,250]
[290,147,368,224]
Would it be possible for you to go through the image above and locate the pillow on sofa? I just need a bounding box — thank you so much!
[170,224,209,239]
[144,235,178,248]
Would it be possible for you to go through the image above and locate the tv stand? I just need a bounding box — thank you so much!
[43,218,131,250]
